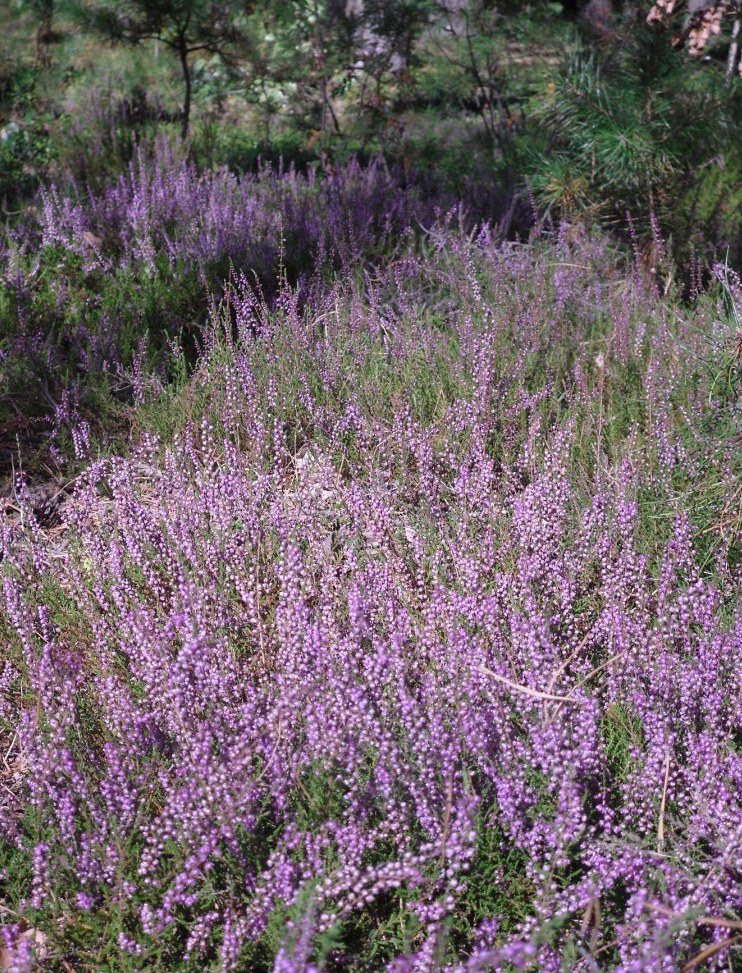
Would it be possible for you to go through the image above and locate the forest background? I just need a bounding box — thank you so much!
[4,0,742,250]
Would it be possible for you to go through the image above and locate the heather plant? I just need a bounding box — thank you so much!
[0,144,438,467]
[1,223,741,971]
[28,138,431,276]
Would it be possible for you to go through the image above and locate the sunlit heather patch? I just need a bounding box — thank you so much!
[1,219,741,972]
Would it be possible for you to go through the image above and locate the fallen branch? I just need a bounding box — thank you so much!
[478,665,584,704]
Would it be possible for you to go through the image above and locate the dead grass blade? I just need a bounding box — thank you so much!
[681,936,741,972]
[657,749,671,853]
[478,665,585,704]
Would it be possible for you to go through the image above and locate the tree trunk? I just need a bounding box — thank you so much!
[179,41,192,139]
[726,16,741,86]
[35,1,54,68]
[580,0,615,37]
